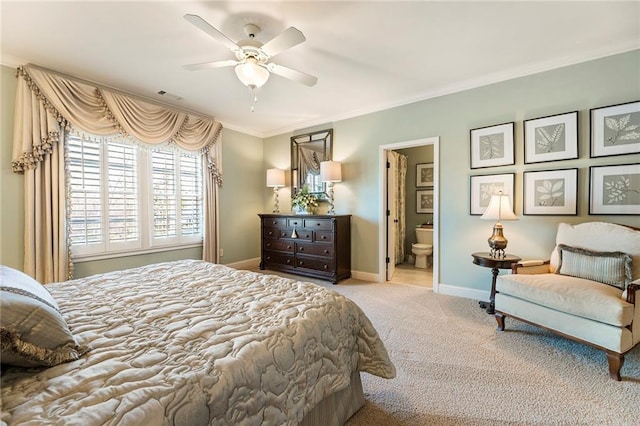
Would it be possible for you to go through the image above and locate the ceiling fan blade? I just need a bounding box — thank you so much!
[261,27,306,57]
[268,63,318,87]
[183,14,239,51]
[183,60,238,71]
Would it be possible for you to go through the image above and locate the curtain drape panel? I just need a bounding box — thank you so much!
[388,151,407,265]
[11,64,223,282]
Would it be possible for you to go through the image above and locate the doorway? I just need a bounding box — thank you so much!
[378,137,439,291]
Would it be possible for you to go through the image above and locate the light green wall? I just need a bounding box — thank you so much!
[264,50,640,290]
[3,51,640,289]
[218,127,263,263]
[0,65,23,270]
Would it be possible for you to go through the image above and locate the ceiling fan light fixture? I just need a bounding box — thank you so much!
[235,57,270,88]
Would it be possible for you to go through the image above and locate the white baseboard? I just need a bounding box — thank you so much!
[436,283,488,302]
[231,262,487,303]
[351,270,381,282]
[226,257,261,270]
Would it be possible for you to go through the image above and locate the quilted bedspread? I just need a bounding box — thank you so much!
[0,260,395,425]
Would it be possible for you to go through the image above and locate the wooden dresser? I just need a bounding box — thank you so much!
[258,214,351,284]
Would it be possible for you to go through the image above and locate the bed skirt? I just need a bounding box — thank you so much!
[300,371,365,426]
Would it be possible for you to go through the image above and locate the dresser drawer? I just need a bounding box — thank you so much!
[263,227,280,239]
[314,230,333,243]
[263,251,294,266]
[264,217,287,227]
[304,218,333,230]
[296,241,333,257]
[287,217,304,228]
[264,239,294,253]
[295,255,332,272]
[291,229,312,240]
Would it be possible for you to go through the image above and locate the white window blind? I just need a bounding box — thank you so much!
[152,150,177,240]
[68,138,102,247]
[180,154,203,237]
[108,143,139,244]
[67,134,203,259]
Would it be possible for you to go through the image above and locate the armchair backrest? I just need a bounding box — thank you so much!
[549,222,640,280]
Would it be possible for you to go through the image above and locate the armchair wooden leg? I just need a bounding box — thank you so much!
[606,351,624,381]
[495,313,505,331]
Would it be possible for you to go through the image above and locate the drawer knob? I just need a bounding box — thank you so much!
[266,256,271,260]
[286,259,291,264]
[287,245,292,250]
[323,265,328,270]
[266,243,271,247]
[272,221,278,224]
[324,249,329,254]
[268,231,273,236]
[300,247,304,252]
[299,261,304,266]
[321,235,327,240]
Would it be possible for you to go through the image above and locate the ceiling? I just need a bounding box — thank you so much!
[1,1,639,138]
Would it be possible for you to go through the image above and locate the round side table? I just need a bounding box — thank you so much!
[471,252,521,314]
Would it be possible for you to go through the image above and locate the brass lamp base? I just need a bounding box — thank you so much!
[488,223,508,259]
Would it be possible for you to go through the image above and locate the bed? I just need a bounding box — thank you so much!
[0,260,395,425]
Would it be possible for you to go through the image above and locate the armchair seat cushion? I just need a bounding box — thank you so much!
[497,273,634,327]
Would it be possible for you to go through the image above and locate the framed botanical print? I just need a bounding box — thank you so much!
[416,163,434,187]
[416,189,434,213]
[523,168,578,215]
[590,100,640,158]
[469,173,515,215]
[524,111,578,164]
[470,122,515,169]
[589,163,640,215]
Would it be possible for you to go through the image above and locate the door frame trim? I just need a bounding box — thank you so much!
[378,137,440,292]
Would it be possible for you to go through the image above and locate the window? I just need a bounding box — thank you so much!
[67,134,203,259]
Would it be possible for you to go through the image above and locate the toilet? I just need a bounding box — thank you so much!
[412,227,433,269]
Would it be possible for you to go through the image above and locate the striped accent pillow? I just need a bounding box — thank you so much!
[556,244,632,290]
[0,266,87,367]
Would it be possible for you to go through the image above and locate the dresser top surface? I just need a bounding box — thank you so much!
[258,213,351,218]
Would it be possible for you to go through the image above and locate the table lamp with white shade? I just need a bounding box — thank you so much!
[320,161,342,215]
[481,191,518,258]
[266,168,285,213]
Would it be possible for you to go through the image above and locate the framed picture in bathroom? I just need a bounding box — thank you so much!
[416,163,434,187]
[416,189,434,213]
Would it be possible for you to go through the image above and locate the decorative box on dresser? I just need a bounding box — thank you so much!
[258,214,351,284]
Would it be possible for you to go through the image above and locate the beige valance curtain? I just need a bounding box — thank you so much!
[12,64,223,282]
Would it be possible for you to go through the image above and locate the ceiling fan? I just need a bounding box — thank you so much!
[183,14,318,90]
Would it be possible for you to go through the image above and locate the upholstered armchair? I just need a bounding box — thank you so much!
[494,222,640,381]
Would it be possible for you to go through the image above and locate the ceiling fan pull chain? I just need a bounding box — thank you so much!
[250,86,259,112]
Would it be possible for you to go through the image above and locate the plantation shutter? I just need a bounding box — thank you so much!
[107,143,139,244]
[180,153,203,237]
[68,137,102,247]
[152,150,178,240]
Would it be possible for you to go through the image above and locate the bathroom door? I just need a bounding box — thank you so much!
[386,151,396,280]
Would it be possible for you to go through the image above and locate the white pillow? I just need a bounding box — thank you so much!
[0,266,86,367]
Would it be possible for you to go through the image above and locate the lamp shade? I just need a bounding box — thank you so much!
[235,57,270,88]
[481,192,517,221]
[266,168,285,187]
[320,161,342,183]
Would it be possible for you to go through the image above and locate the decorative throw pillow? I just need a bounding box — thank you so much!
[556,244,633,290]
[0,266,86,367]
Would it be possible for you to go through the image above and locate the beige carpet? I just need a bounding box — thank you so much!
[262,272,640,425]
